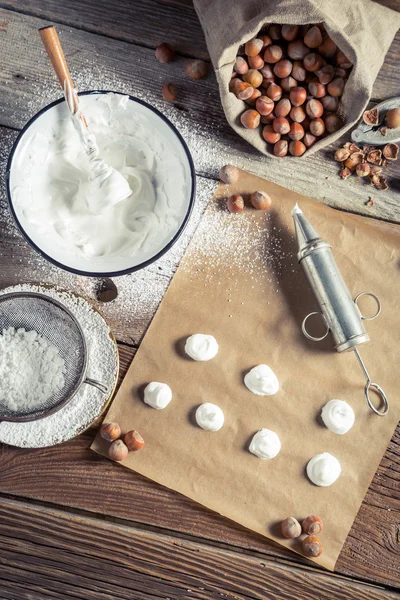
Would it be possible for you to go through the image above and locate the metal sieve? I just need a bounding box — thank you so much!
[0,291,107,422]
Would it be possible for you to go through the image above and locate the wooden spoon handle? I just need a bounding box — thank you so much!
[39,25,78,112]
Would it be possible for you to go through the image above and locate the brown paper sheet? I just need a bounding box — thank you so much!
[92,170,400,570]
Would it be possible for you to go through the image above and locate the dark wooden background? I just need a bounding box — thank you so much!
[0,0,399,598]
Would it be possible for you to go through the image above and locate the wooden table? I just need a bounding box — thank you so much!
[0,1,399,598]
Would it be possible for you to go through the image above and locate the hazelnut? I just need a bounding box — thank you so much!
[336,50,352,69]
[290,105,306,123]
[386,108,400,129]
[262,125,281,143]
[302,515,323,535]
[306,98,323,118]
[234,56,249,75]
[321,95,339,112]
[268,23,282,40]
[280,76,297,92]
[334,148,350,162]
[303,132,317,147]
[246,88,262,107]
[219,164,240,184]
[289,122,305,140]
[260,112,276,124]
[372,175,388,190]
[243,69,263,88]
[302,535,323,557]
[289,140,306,156]
[325,112,343,133]
[260,64,274,79]
[315,64,335,85]
[240,109,261,129]
[382,143,399,160]
[287,39,309,60]
[302,116,311,130]
[304,26,323,48]
[308,80,326,98]
[303,53,324,72]
[345,151,363,169]
[281,517,302,538]
[230,80,255,100]
[318,36,337,58]
[256,96,274,116]
[108,439,129,462]
[155,43,175,63]
[250,191,272,210]
[245,37,264,57]
[356,162,371,177]
[248,54,264,69]
[290,86,307,106]
[273,116,290,135]
[124,430,145,451]
[275,98,291,118]
[273,59,293,78]
[292,60,307,82]
[100,422,121,442]
[264,45,283,63]
[266,82,282,101]
[340,167,352,179]
[282,24,299,41]
[261,34,272,49]
[262,76,275,87]
[186,59,208,80]
[273,140,288,157]
[227,194,244,213]
[335,67,347,79]
[367,149,382,165]
[162,83,178,102]
[327,77,345,97]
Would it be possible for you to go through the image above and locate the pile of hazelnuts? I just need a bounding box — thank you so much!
[100,421,145,462]
[230,23,352,157]
[281,515,324,558]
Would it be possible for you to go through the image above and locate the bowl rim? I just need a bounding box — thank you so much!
[5,90,196,278]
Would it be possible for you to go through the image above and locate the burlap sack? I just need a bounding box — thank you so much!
[193,0,400,156]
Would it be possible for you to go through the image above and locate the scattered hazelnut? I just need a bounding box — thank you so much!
[345,152,363,169]
[243,68,263,88]
[234,56,249,75]
[292,60,307,82]
[365,196,374,206]
[281,516,302,538]
[240,109,261,129]
[273,116,290,135]
[308,80,326,98]
[306,98,323,118]
[273,139,288,157]
[373,176,388,191]
[162,83,178,102]
[321,95,339,112]
[219,164,240,184]
[246,88,262,107]
[310,117,325,136]
[382,143,399,160]
[289,122,305,140]
[287,39,309,60]
[185,59,208,80]
[318,36,337,58]
[250,190,272,210]
[264,44,283,63]
[124,430,145,451]
[304,26,323,49]
[262,125,281,143]
[227,194,244,213]
[327,77,345,97]
[275,98,291,118]
[273,59,293,78]
[340,167,352,179]
[282,24,299,41]
[266,82,282,101]
[155,43,175,63]
[302,515,323,535]
[268,24,282,40]
[315,64,335,85]
[303,53,324,72]
[248,54,265,69]
[290,105,306,123]
[96,278,118,302]
[108,439,129,462]
[325,113,343,133]
[280,76,298,92]
[367,149,382,164]
[302,535,323,557]
[256,96,274,116]
[289,140,306,156]
[356,162,371,177]
[386,108,400,129]
[245,37,264,57]
[290,86,307,106]
[303,132,317,147]
[336,50,352,69]
[100,422,121,442]
[334,148,350,162]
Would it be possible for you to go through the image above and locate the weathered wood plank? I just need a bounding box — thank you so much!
[0,10,399,222]
[0,496,399,600]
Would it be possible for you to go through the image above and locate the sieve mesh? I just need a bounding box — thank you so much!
[0,292,87,422]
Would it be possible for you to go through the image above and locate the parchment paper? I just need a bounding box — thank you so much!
[92,170,400,570]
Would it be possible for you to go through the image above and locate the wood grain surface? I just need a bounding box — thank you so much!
[1,496,399,600]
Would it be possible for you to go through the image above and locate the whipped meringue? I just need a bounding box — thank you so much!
[195,402,224,431]
[185,334,219,361]
[321,399,355,435]
[249,428,281,459]
[307,452,341,487]
[144,382,172,410]
[244,364,279,396]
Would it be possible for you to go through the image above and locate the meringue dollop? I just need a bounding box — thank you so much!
[185,334,219,361]
[321,399,355,435]
[144,382,172,410]
[249,428,281,459]
[307,452,341,487]
[195,402,224,431]
[244,364,279,396]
